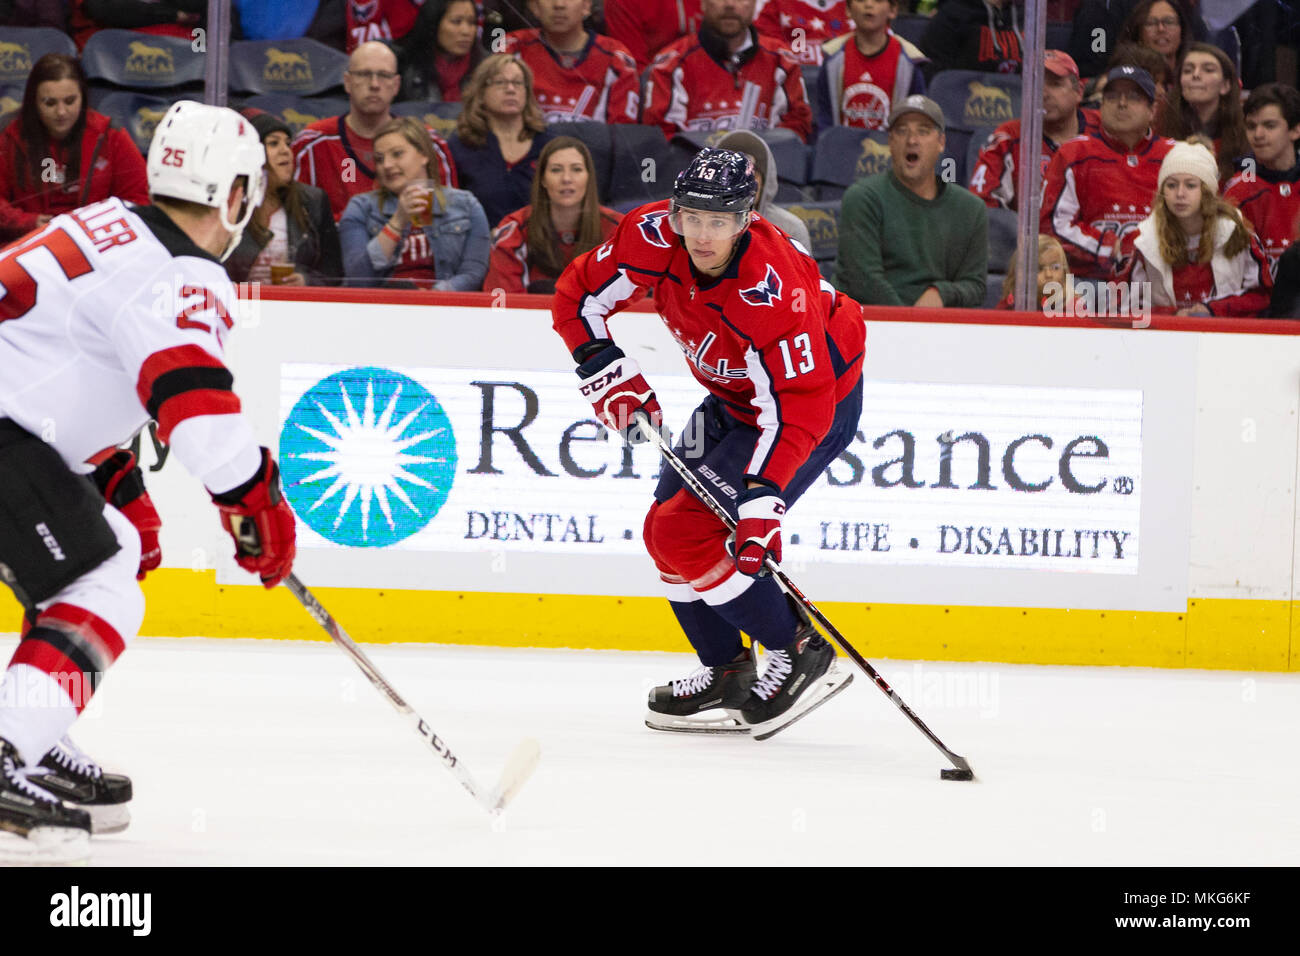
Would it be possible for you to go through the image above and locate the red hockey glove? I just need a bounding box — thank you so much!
[211,448,296,588]
[575,341,663,443]
[734,485,785,577]
[92,450,162,581]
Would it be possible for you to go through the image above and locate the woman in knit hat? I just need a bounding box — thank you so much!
[224,110,343,286]
[1124,139,1271,316]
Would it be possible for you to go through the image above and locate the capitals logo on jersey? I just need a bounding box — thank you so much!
[739,265,783,306]
[638,211,673,249]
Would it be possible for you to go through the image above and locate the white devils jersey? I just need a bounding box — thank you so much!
[0,198,261,493]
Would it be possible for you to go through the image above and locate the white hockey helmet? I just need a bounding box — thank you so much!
[147,100,267,259]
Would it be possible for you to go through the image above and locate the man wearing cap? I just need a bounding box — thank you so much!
[969,50,1101,212]
[834,94,988,308]
[1040,64,1175,281]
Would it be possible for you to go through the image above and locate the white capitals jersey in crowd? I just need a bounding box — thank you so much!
[0,197,261,492]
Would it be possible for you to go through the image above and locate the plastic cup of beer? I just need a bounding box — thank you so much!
[269,263,294,284]
[409,180,435,228]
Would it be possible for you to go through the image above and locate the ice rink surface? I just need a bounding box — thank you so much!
[3,633,1296,867]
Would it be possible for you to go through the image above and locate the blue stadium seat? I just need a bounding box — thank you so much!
[810,126,891,198]
[0,26,77,88]
[0,84,22,126]
[609,123,673,208]
[941,127,971,186]
[391,99,463,138]
[546,121,614,202]
[984,273,1007,309]
[228,39,348,97]
[891,15,930,50]
[928,69,1021,131]
[94,90,181,153]
[782,199,839,262]
[239,93,350,136]
[82,30,205,91]
[987,206,1019,274]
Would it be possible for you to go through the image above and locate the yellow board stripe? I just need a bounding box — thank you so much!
[1,570,1295,672]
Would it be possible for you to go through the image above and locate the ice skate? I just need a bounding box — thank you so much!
[645,647,756,734]
[27,737,132,835]
[740,625,853,741]
[0,738,91,866]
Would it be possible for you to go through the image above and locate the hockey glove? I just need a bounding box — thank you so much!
[92,450,162,581]
[211,448,296,588]
[734,484,785,577]
[575,341,663,443]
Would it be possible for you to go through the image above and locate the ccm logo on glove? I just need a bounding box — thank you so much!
[575,342,663,443]
[734,485,785,576]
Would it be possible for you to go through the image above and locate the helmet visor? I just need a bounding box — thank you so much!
[668,202,751,240]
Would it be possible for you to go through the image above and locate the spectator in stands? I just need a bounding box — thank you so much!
[1105,41,1172,114]
[339,116,490,289]
[1268,242,1300,316]
[969,50,1099,211]
[717,129,812,249]
[1069,0,1206,79]
[996,235,1085,310]
[484,136,622,294]
[604,0,702,72]
[395,0,484,103]
[1158,43,1248,182]
[68,0,203,50]
[1040,65,1175,281]
[1116,0,1199,81]
[448,54,552,228]
[344,0,422,53]
[483,0,545,38]
[232,0,322,40]
[1225,84,1300,274]
[0,54,147,242]
[815,0,927,133]
[293,40,457,221]
[919,0,1023,80]
[0,0,67,29]
[643,0,813,143]
[503,0,641,124]
[754,0,852,66]
[225,112,343,287]
[833,95,987,307]
[1124,139,1271,315]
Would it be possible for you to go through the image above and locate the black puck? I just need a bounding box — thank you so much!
[940,768,975,781]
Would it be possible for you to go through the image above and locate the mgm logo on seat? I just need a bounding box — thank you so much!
[0,41,32,82]
[283,107,324,134]
[126,41,175,80]
[262,48,313,90]
[132,105,168,146]
[855,138,892,179]
[961,80,1014,127]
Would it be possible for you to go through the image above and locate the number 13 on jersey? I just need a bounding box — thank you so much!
[777,333,814,379]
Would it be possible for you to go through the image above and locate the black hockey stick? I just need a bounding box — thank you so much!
[281,571,541,814]
[634,412,976,781]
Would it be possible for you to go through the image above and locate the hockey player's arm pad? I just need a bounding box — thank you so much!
[210,447,296,588]
[734,483,784,577]
[575,341,663,444]
[92,449,162,581]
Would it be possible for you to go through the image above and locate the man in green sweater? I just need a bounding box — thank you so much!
[833,95,988,308]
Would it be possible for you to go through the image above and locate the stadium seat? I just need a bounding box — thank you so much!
[987,205,1019,274]
[966,129,992,189]
[228,38,348,97]
[82,30,205,91]
[783,200,839,262]
[891,14,930,49]
[1210,26,1241,75]
[810,126,891,198]
[94,90,181,153]
[609,122,673,208]
[928,69,1021,131]
[0,26,77,88]
[0,84,21,126]
[941,127,971,186]
[391,99,462,138]
[239,93,350,136]
[1045,21,1072,53]
[984,273,1006,309]
[546,121,613,202]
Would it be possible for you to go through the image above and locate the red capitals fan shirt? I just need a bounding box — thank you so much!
[346,0,422,52]
[1039,127,1175,279]
[605,0,703,72]
[552,200,865,490]
[754,0,852,66]
[643,29,814,142]
[503,30,641,124]
[1224,165,1300,275]
[969,108,1101,211]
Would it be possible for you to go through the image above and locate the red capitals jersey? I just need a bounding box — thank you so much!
[969,108,1101,211]
[643,31,814,142]
[552,200,865,490]
[485,204,622,293]
[292,116,457,221]
[1039,128,1175,279]
[754,0,852,66]
[346,0,422,52]
[604,0,703,72]
[503,30,641,124]
[1224,166,1300,276]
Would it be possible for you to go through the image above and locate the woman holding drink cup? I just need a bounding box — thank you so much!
[339,116,490,290]
[225,111,342,285]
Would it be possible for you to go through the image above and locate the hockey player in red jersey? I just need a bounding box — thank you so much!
[552,149,865,737]
[0,101,296,863]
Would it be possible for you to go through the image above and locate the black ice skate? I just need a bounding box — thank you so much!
[645,647,757,734]
[28,737,132,835]
[0,737,91,865]
[740,624,853,741]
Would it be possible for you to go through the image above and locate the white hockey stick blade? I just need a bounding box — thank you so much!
[486,737,541,814]
[645,708,750,735]
[748,667,855,742]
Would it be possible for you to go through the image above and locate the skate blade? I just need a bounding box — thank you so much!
[84,802,130,836]
[645,708,750,735]
[0,826,91,866]
[748,668,855,742]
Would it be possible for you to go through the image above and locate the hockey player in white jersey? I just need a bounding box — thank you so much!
[0,101,297,863]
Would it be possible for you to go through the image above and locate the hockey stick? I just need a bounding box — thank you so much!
[281,572,541,814]
[634,412,976,781]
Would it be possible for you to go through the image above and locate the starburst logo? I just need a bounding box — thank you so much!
[278,367,458,547]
